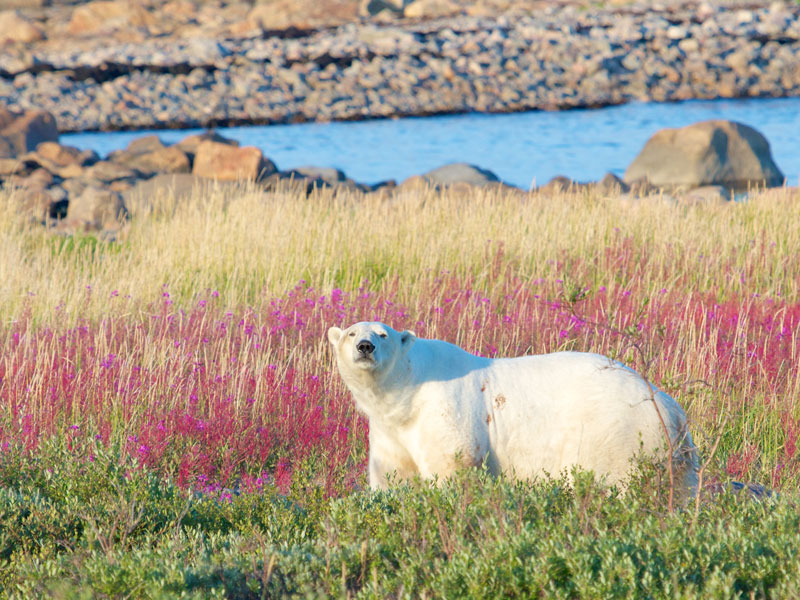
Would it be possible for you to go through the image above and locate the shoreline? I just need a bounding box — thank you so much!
[2,1,799,133]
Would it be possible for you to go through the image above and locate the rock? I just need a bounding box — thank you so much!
[67,1,155,36]
[420,162,500,186]
[122,135,166,155]
[404,0,460,19]
[360,0,408,17]
[285,165,347,184]
[679,185,730,205]
[83,161,139,183]
[24,142,97,177]
[65,186,127,230]
[18,189,54,222]
[624,120,785,190]
[192,141,277,181]
[249,0,359,30]
[0,108,58,158]
[0,10,44,44]
[175,131,238,157]
[538,175,581,194]
[122,173,242,215]
[0,157,25,176]
[111,142,191,175]
[596,172,630,194]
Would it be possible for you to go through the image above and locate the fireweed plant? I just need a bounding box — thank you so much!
[0,184,799,597]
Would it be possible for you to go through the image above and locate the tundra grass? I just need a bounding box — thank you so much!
[0,183,799,597]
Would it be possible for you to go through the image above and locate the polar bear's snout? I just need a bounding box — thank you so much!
[356,339,375,355]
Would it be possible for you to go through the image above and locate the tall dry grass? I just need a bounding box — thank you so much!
[1,182,799,325]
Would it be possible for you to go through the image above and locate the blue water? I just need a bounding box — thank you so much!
[62,97,800,188]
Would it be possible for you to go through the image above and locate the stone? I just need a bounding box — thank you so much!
[249,0,359,30]
[360,0,408,17]
[65,186,127,230]
[285,165,347,184]
[18,188,53,221]
[0,108,58,158]
[122,173,240,215]
[0,157,25,176]
[111,144,191,175]
[679,185,730,205]
[596,172,630,194]
[420,162,500,186]
[192,141,277,181]
[25,142,97,177]
[0,10,44,44]
[83,161,139,183]
[624,120,785,190]
[67,1,155,36]
[123,135,166,155]
[175,131,238,156]
[404,0,460,19]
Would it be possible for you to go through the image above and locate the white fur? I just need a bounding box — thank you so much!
[327,321,699,498]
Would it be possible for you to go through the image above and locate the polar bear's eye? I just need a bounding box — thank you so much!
[379,333,387,338]
[348,332,355,337]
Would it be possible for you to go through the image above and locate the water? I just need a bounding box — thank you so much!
[62,97,800,188]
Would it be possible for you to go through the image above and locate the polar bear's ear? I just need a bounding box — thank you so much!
[400,330,416,347]
[327,327,343,346]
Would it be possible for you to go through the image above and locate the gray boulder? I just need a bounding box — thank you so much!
[65,186,127,230]
[421,162,500,186]
[624,120,784,190]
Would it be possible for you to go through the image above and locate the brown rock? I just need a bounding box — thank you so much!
[0,10,44,44]
[67,1,156,36]
[18,189,53,221]
[66,186,127,230]
[624,120,785,190]
[83,161,139,182]
[0,108,58,158]
[249,0,359,30]
[404,0,460,18]
[112,144,191,175]
[175,131,238,156]
[26,142,97,176]
[0,157,25,176]
[192,141,277,181]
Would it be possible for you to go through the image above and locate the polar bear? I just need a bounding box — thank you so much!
[327,321,699,499]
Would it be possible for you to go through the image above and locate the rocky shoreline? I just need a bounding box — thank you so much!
[1,0,799,132]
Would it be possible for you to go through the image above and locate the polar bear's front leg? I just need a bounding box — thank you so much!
[367,426,419,490]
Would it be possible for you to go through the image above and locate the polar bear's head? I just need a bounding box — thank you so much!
[327,321,415,382]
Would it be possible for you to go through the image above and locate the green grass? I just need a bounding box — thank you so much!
[0,441,797,599]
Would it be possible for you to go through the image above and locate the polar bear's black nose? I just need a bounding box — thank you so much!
[357,340,375,355]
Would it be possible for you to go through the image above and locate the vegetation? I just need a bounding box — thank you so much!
[0,183,798,597]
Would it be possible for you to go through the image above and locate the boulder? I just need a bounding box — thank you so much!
[65,186,127,230]
[678,185,730,205]
[360,0,408,17]
[175,131,238,157]
[24,142,98,177]
[122,173,239,210]
[403,0,460,18]
[624,120,785,190]
[83,161,139,183]
[420,162,500,186]
[0,10,44,44]
[110,140,191,175]
[0,108,58,158]
[192,141,277,181]
[67,1,155,36]
[285,165,347,184]
[249,0,359,30]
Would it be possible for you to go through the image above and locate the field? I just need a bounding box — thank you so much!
[1,183,799,598]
